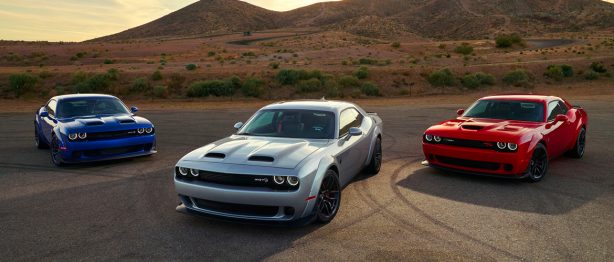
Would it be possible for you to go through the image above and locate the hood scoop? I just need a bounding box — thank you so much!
[86,121,104,126]
[248,155,275,162]
[461,125,484,130]
[119,119,136,124]
[204,153,226,159]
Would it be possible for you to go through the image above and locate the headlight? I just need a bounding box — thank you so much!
[178,167,189,176]
[190,168,199,177]
[68,133,78,140]
[433,136,442,142]
[497,142,507,150]
[287,176,299,186]
[145,127,153,134]
[78,133,87,139]
[273,176,285,185]
[137,128,145,134]
[507,143,518,151]
[425,134,433,142]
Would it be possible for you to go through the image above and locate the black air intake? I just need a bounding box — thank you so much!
[205,153,226,159]
[86,121,104,126]
[248,156,274,162]
[119,120,135,124]
[461,125,483,130]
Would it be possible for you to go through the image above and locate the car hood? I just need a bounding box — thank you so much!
[180,136,330,169]
[426,118,542,141]
[59,115,152,131]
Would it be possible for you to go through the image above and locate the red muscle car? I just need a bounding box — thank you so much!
[422,95,587,182]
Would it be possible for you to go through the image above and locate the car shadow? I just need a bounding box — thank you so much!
[396,161,603,215]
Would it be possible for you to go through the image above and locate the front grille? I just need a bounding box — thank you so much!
[175,167,297,191]
[192,198,279,217]
[78,144,151,157]
[87,129,140,140]
[438,137,494,150]
[436,155,500,171]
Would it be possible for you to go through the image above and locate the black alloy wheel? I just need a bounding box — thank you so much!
[527,144,548,182]
[315,170,341,223]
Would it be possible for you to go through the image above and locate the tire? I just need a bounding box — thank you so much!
[567,128,586,159]
[50,135,65,167]
[315,170,341,224]
[365,137,382,175]
[526,144,548,183]
[34,123,48,149]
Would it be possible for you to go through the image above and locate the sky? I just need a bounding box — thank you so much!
[0,0,612,42]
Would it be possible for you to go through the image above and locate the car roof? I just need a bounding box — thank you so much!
[479,94,562,103]
[51,94,118,101]
[262,100,360,113]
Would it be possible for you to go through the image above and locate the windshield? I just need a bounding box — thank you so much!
[463,100,545,122]
[56,97,130,118]
[238,109,335,139]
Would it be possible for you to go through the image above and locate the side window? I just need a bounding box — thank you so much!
[46,100,57,117]
[547,101,567,122]
[338,108,364,137]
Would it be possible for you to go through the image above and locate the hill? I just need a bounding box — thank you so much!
[94,0,614,41]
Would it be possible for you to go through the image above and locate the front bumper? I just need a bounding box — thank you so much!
[58,135,156,163]
[174,167,316,223]
[422,142,530,177]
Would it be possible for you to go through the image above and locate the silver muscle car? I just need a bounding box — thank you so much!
[174,100,383,225]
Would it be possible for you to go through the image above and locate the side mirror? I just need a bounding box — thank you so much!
[40,111,49,118]
[555,114,569,123]
[456,109,465,116]
[130,106,139,113]
[234,122,244,130]
[347,127,363,138]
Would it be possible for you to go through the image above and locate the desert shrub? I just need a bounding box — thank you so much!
[242,52,256,57]
[391,42,401,48]
[168,73,186,92]
[70,72,114,93]
[87,74,111,92]
[427,69,456,87]
[358,58,378,65]
[228,75,242,90]
[275,69,323,85]
[495,33,523,48]
[241,77,265,97]
[454,43,474,55]
[544,65,565,81]
[207,51,216,57]
[561,64,574,77]
[585,71,599,80]
[187,80,235,97]
[103,59,114,64]
[360,82,380,96]
[296,78,323,93]
[354,66,369,79]
[185,64,197,71]
[130,78,150,93]
[9,73,38,97]
[502,69,532,87]
[106,68,119,80]
[152,85,168,98]
[269,62,280,69]
[151,70,163,81]
[338,75,361,89]
[590,62,607,73]
[461,72,495,89]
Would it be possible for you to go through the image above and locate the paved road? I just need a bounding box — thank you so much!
[1,100,613,261]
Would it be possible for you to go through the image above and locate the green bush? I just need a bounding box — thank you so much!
[461,72,495,89]
[296,78,323,93]
[187,79,235,97]
[207,51,216,57]
[275,69,324,85]
[354,66,369,79]
[185,64,198,71]
[9,73,38,97]
[153,85,168,98]
[269,62,280,69]
[130,78,150,93]
[106,68,119,80]
[70,72,113,93]
[495,33,523,48]
[561,65,574,77]
[358,58,378,65]
[168,73,185,91]
[590,62,607,73]
[241,77,265,97]
[585,71,599,80]
[545,65,565,81]
[502,69,532,87]
[427,69,456,87]
[103,59,114,64]
[338,75,361,89]
[360,82,380,96]
[151,70,163,81]
[391,42,401,48]
[454,43,474,55]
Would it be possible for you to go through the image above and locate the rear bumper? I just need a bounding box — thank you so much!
[422,142,530,177]
[58,135,156,163]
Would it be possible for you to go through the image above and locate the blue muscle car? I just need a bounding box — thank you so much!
[34,94,157,166]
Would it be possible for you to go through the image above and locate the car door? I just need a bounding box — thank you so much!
[543,100,571,157]
[336,108,369,185]
[41,99,58,141]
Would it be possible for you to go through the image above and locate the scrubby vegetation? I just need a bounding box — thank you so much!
[495,33,524,48]
[502,69,532,87]
[275,69,324,85]
[360,82,380,96]
[427,69,456,87]
[151,70,163,81]
[461,72,495,89]
[454,43,474,55]
[354,66,369,79]
[241,77,265,98]
[185,64,198,71]
[544,65,573,81]
[9,73,38,97]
